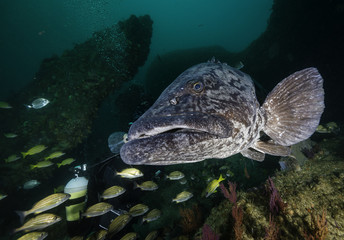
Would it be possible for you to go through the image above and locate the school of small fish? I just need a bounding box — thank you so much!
[71,167,199,239]
[7,159,219,239]
[2,124,234,240]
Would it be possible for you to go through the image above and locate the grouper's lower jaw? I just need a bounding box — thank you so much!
[120,131,218,165]
[127,113,232,141]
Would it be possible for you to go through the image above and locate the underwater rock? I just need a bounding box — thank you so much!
[240,0,344,122]
[0,15,152,190]
[202,135,344,240]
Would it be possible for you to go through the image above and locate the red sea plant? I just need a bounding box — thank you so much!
[303,208,328,240]
[265,213,279,240]
[220,181,244,240]
[266,177,287,215]
[202,224,220,240]
[220,181,237,204]
[179,204,202,235]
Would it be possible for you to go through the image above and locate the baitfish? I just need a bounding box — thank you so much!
[25,98,50,109]
[120,59,324,165]
[17,232,48,240]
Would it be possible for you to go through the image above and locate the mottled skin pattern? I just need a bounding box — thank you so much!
[121,61,265,165]
[120,60,324,165]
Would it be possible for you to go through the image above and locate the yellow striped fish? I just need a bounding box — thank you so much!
[204,174,225,198]
[17,232,48,240]
[129,203,149,217]
[0,101,12,109]
[44,151,65,160]
[120,232,138,240]
[143,209,161,223]
[21,145,47,158]
[16,193,70,222]
[145,230,158,240]
[108,214,132,238]
[101,185,126,200]
[82,202,113,218]
[14,213,61,233]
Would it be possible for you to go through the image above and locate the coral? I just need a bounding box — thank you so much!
[232,204,244,240]
[220,181,237,204]
[220,182,244,240]
[303,208,328,240]
[179,204,203,235]
[266,177,287,215]
[201,224,220,240]
[265,214,279,240]
[203,134,344,239]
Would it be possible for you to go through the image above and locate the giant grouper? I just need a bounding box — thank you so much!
[120,59,325,165]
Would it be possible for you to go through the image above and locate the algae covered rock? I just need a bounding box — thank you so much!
[202,135,344,240]
[0,15,152,190]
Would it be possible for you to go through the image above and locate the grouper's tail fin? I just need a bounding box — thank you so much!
[261,67,325,146]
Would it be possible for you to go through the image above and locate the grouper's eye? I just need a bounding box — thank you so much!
[192,81,204,93]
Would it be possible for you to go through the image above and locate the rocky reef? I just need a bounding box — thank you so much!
[0,15,152,191]
[201,131,344,240]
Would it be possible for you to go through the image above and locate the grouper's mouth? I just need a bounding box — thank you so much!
[120,113,231,165]
[127,113,231,141]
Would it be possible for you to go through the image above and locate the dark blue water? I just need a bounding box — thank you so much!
[0,0,272,98]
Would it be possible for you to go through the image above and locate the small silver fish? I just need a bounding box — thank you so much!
[4,154,21,163]
[115,168,143,179]
[23,180,41,190]
[0,193,7,201]
[26,98,50,109]
[172,191,193,203]
[4,133,18,138]
[166,171,184,180]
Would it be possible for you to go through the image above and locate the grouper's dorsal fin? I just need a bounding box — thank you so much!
[208,57,222,64]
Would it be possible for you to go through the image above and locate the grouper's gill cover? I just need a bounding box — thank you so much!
[120,61,324,165]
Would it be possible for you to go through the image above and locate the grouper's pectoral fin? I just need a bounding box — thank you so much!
[240,148,265,161]
[252,140,291,157]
